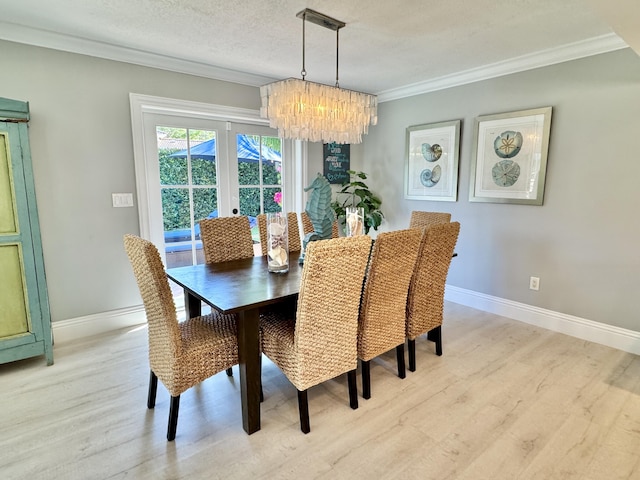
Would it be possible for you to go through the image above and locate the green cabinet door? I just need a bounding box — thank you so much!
[0,98,53,365]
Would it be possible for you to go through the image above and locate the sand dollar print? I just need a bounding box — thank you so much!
[492,159,520,187]
[493,131,523,158]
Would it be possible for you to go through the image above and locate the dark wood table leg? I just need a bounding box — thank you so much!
[184,289,201,318]
[238,308,261,434]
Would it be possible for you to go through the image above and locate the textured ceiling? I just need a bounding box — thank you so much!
[0,0,634,98]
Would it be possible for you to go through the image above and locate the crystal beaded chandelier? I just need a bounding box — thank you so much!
[260,9,378,145]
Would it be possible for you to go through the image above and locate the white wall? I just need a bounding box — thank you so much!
[362,48,640,331]
[0,40,261,322]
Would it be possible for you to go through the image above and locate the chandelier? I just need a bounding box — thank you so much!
[260,9,378,145]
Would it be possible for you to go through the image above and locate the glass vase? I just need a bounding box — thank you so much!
[345,207,365,237]
[266,212,289,273]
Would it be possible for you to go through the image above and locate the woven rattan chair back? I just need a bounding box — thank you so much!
[406,222,460,368]
[300,211,339,238]
[124,234,181,376]
[257,214,267,255]
[292,236,372,390]
[409,211,451,230]
[358,229,422,360]
[199,216,254,263]
[287,212,302,252]
[258,212,302,256]
[356,229,422,398]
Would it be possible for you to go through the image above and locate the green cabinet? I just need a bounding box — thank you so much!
[0,97,53,365]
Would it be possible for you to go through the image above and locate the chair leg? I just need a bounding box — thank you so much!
[167,395,180,441]
[427,326,443,356]
[396,344,406,379]
[297,389,310,434]
[408,339,416,372]
[361,360,371,399]
[147,370,158,409]
[226,367,233,376]
[348,369,358,410]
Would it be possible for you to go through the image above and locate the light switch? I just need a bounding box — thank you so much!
[112,193,134,208]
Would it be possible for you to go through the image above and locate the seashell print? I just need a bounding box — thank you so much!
[422,143,443,162]
[420,165,442,187]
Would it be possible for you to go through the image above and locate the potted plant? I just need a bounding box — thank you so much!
[331,170,384,234]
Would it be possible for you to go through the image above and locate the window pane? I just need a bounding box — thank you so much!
[157,127,188,185]
[166,246,195,269]
[195,241,205,265]
[262,136,282,185]
[193,188,217,240]
[192,158,217,185]
[162,188,190,239]
[238,134,260,185]
[191,130,217,185]
[239,161,259,186]
[263,187,282,214]
[239,187,260,217]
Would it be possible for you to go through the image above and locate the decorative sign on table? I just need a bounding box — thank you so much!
[323,143,350,184]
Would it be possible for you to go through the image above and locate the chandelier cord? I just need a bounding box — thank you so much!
[335,29,340,88]
[301,12,307,80]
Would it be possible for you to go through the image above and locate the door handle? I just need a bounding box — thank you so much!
[232,208,238,215]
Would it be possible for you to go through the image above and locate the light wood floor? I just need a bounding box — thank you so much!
[2,302,640,479]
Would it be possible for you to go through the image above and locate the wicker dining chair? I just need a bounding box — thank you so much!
[300,211,339,238]
[257,212,302,256]
[199,216,255,263]
[357,228,422,399]
[123,234,239,441]
[260,235,372,433]
[406,221,460,371]
[408,211,451,230]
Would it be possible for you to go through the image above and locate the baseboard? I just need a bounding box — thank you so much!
[52,301,188,344]
[51,305,143,344]
[445,285,640,356]
[53,289,640,356]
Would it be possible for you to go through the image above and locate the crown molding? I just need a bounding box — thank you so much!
[0,22,628,101]
[377,33,629,102]
[0,21,276,87]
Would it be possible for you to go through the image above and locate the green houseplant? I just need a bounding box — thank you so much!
[331,170,384,234]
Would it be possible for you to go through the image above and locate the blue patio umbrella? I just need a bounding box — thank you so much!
[169,134,281,163]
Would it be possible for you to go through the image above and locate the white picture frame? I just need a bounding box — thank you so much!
[469,107,552,205]
[404,119,461,202]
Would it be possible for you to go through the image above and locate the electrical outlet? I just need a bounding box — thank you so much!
[529,276,540,291]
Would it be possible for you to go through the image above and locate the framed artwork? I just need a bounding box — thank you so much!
[405,119,460,201]
[469,107,552,205]
[323,143,350,184]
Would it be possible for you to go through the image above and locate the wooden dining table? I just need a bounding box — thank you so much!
[166,251,303,435]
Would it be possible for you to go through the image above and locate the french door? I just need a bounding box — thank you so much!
[130,94,295,270]
[156,122,284,268]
